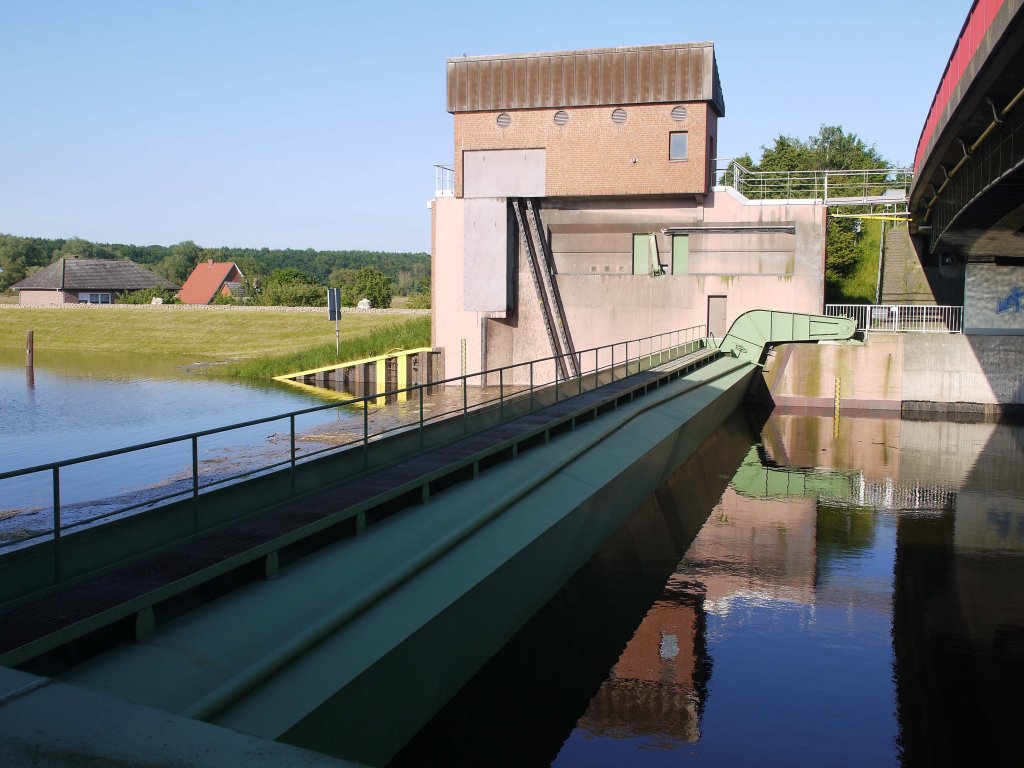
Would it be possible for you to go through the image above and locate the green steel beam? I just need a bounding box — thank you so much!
[716,310,857,365]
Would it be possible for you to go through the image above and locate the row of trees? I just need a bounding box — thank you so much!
[0,234,431,307]
[724,125,892,294]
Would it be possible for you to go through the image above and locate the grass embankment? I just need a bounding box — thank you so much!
[829,219,882,304]
[222,316,431,378]
[0,306,431,376]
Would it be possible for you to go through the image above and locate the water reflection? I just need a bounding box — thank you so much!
[394,411,1024,767]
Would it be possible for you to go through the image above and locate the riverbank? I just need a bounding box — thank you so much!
[0,305,431,369]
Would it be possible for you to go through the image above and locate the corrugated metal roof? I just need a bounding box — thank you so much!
[447,42,725,116]
[11,259,178,292]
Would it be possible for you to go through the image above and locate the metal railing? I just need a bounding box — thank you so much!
[824,304,963,333]
[0,325,709,555]
[927,109,1024,246]
[715,159,912,206]
[435,163,455,197]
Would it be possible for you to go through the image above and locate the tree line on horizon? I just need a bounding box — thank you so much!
[0,234,431,308]
[722,124,892,297]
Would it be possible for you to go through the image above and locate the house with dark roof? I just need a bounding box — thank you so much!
[177,260,245,304]
[11,259,179,305]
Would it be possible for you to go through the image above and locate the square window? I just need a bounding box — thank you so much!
[669,131,688,161]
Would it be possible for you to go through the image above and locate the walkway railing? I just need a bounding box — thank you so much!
[435,163,455,197]
[0,325,708,554]
[824,304,963,333]
[715,159,912,205]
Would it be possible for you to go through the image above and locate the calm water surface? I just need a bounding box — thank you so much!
[395,410,1024,767]
[0,348,351,539]
[0,348,514,541]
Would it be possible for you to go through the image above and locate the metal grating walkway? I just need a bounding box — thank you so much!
[0,351,721,665]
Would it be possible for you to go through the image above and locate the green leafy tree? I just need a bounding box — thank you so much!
[0,235,48,291]
[257,267,325,307]
[725,125,891,296]
[157,240,203,284]
[406,285,431,309]
[0,232,430,297]
[115,287,181,304]
[341,266,394,308]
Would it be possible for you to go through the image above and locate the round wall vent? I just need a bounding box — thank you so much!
[553,110,569,125]
[671,105,688,121]
[496,113,512,128]
[611,108,627,124]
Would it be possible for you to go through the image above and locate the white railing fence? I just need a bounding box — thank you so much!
[825,304,963,333]
[714,159,912,206]
[435,163,455,197]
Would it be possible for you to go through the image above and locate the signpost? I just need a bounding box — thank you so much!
[327,288,341,355]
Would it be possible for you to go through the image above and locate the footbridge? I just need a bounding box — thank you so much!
[0,312,854,767]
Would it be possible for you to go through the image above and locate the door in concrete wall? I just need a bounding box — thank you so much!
[708,295,728,338]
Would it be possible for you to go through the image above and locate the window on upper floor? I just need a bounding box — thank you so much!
[669,131,688,161]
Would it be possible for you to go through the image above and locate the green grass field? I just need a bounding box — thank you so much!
[0,306,431,375]
[828,219,883,304]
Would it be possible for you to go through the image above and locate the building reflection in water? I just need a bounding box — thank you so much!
[393,411,1024,767]
[558,413,1024,768]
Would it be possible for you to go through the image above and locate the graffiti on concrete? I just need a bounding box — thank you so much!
[996,286,1024,314]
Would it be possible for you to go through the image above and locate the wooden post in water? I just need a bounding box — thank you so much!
[26,329,34,389]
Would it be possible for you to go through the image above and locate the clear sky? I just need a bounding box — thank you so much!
[0,0,971,253]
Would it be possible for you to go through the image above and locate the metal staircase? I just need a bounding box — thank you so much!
[512,198,579,379]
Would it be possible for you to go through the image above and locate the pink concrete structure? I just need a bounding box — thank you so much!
[432,43,826,379]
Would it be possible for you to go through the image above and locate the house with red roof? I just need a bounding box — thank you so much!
[177,260,245,304]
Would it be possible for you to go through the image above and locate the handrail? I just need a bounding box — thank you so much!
[824,304,963,333]
[714,158,912,204]
[0,324,708,552]
[434,163,455,197]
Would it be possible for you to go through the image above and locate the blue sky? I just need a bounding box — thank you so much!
[0,0,971,252]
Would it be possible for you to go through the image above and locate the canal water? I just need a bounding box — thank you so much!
[393,409,1024,767]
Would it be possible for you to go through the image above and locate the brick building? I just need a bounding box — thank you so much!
[432,43,826,379]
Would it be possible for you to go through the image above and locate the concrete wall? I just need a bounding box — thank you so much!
[766,332,1024,411]
[454,102,712,198]
[462,198,512,313]
[432,196,483,378]
[435,189,825,378]
[964,263,1024,334]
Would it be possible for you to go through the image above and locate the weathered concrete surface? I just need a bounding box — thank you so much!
[433,189,828,380]
[965,263,1024,334]
[764,333,1024,412]
[0,667,362,768]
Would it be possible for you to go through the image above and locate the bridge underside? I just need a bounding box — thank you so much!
[912,1,1024,263]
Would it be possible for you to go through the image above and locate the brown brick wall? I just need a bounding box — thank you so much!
[454,102,713,198]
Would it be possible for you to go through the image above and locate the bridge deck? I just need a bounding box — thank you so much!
[0,348,721,668]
